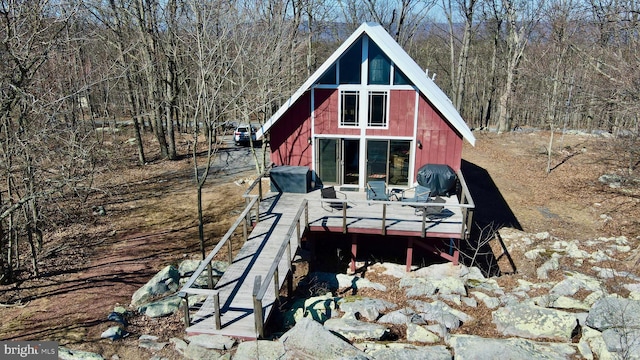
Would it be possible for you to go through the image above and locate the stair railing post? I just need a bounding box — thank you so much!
[253,275,264,338]
[214,292,221,330]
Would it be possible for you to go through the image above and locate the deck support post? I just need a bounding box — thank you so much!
[406,238,413,272]
[273,268,279,300]
[350,234,358,274]
[342,206,347,233]
[180,293,190,326]
[452,238,460,266]
[421,209,427,238]
[381,204,387,235]
[253,275,264,338]
[214,292,221,330]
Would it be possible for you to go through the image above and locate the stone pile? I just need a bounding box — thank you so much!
[63,230,640,359]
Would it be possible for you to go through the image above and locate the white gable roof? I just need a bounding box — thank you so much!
[256,22,475,146]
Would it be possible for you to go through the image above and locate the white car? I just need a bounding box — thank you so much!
[234,125,256,145]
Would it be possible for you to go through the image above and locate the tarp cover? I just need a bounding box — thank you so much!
[416,164,457,196]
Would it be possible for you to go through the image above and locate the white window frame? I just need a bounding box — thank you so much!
[340,90,360,127]
[367,90,389,128]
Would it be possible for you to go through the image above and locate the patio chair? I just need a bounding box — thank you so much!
[366,180,390,201]
[400,185,431,204]
[321,186,347,211]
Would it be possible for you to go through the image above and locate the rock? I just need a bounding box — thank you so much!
[409,299,471,329]
[550,272,603,296]
[58,347,105,360]
[586,297,640,331]
[338,297,395,321]
[377,307,425,325]
[278,317,368,359]
[580,326,618,360]
[183,343,221,360]
[624,283,640,300]
[233,341,285,360]
[131,265,180,307]
[138,294,182,317]
[450,335,577,359]
[138,334,167,351]
[537,253,560,279]
[324,317,388,341]
[492,303,582,341]
[470,291,500,309]
[534,295,591,311]
[107,311,128,326]
[284,293,340,326]
[170,337,188,354]
[399,277,437,297]
[406,323,439,343]
[178,260,228,288]
[101,326,128,340]
[361,342,451,360]
[601,328,640,357]
[186,334,235,350]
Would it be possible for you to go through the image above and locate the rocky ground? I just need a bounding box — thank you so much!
[1,130,639,359]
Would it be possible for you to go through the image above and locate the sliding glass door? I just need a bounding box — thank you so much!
[366,140,410,186]
[317,138,360,186]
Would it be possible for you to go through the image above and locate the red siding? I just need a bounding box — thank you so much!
[270,92,313,167]
[414,94,463,173]
[367,90,415,137]
[314,89,360,136]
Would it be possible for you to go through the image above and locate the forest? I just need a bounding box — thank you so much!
[1,0,639,284]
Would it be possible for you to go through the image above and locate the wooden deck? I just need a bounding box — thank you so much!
[183,183,472,339]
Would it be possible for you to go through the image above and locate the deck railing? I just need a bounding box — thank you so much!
[252,199,309,338]
[178,167,269,329]
[318,171,475,240]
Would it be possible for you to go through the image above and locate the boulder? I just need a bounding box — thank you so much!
[361,342,451,360]
[537,253,560,279]
[138,294,182,318]
[183,343,221,360]
[450,335,577,359]
[585,297,640,331]
[409,299,471,329]
[336,273,386,291]
[234,341,285,360]
[550,272,603,297]
[278,317,368,359]
[470,291,500,309]
[492,303,581,341]
[131,265,180,307]
[58,347,105,360]
[283,293,340,326]
[186,334,235,351]
[406,323,439,343]
[138,335,167,351]
[377,307,425,325]
[170,337,188,355]
[601,328,640,357]
[324,317,388,341]
[100,326,127,340]
[338,297,396,321]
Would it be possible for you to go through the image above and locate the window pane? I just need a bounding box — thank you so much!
[368,91,387,127]
[318,139,338,184]
[368,41,390,85]
[389,141,410,186]
[367,140,388,183]
[341,91,359,126]
[393,67,412,86]
[339,38,362,84]
[318,64,336,84]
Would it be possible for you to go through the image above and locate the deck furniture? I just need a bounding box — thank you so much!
[366,180,390,201]
[321,186,347,211]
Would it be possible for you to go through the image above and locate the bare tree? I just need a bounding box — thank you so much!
[495,0,545,133]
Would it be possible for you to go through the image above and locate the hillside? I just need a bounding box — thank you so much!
[1,130,639,359]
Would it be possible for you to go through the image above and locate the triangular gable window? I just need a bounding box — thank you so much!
[317,64,336,84]
[368,41,391,85]
[339,37,362,84]
[393,67,412,86]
